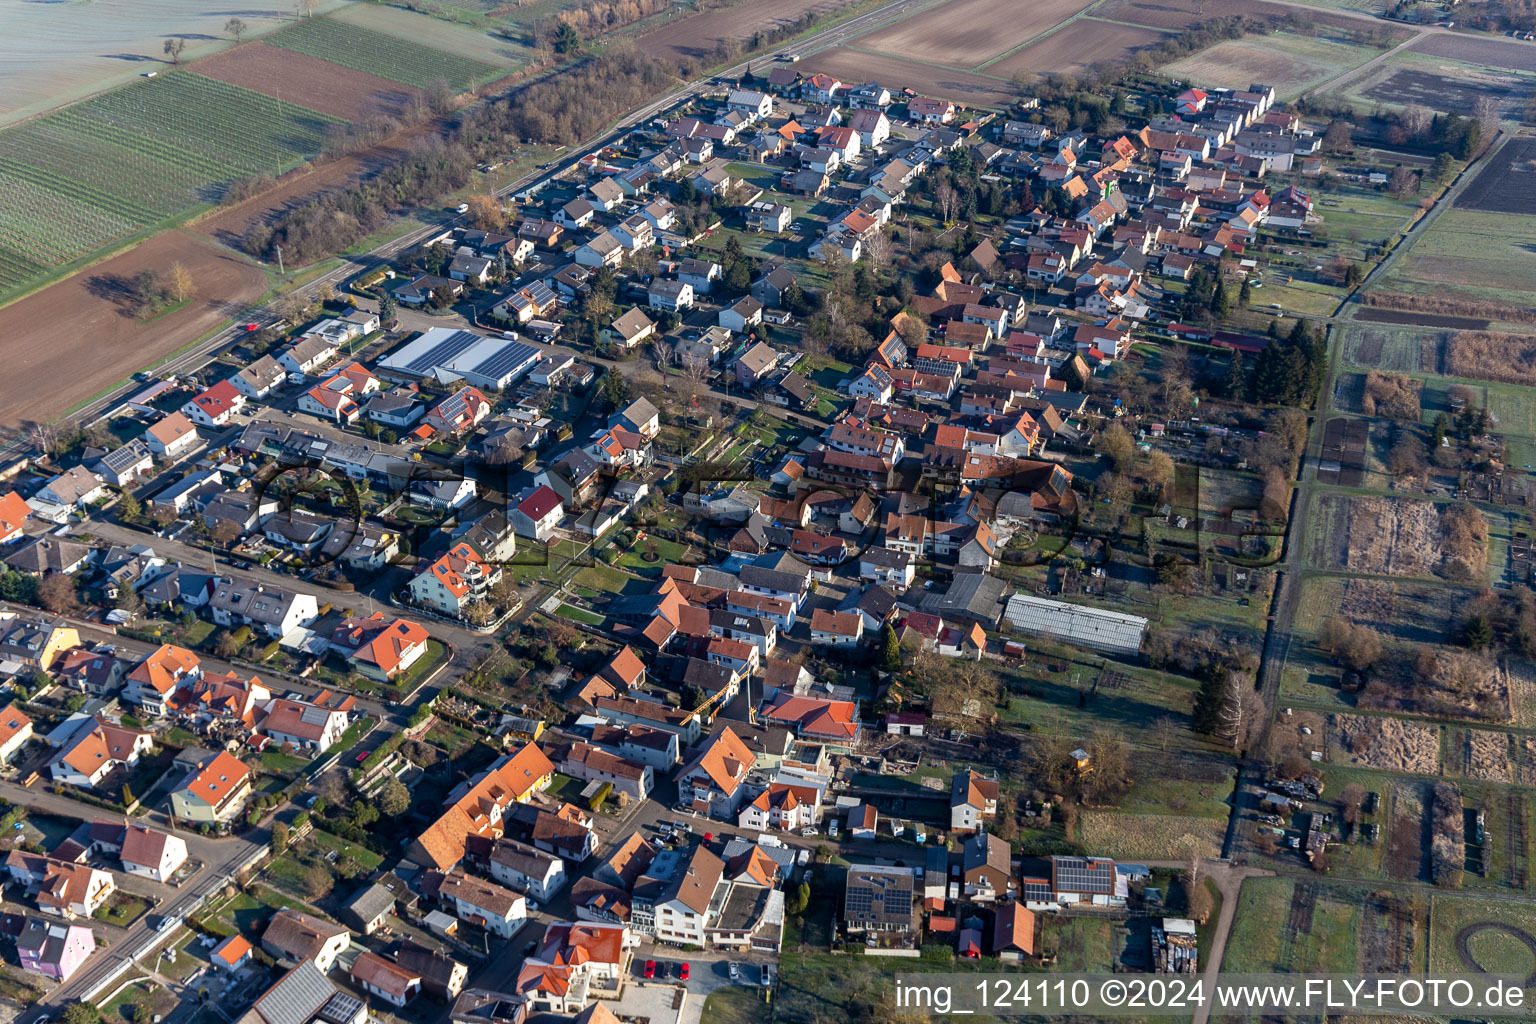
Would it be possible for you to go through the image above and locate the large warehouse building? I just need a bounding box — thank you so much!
[1002,594,1148,655]
[379,329,541,390]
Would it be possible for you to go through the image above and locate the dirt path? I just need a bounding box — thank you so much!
[1308,27,1427,97]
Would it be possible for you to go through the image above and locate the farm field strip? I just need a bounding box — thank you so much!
[849,0,1093,70]
[0,71,341,293]
[268,14,507,88]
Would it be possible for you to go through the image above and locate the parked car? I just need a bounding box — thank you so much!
[800,827,818,837]
[729,962,741,981]
[761,964,772,987]
[678,962,690,981]
[644,960,656,979]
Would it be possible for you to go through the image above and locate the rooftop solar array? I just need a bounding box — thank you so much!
[380,328,542,388]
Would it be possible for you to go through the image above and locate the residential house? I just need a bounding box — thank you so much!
[328,614,431,684]
[169,751,252,824]
[559,741,653,801]
[16,918,95,981]
[737,782,820,831]
[962,832,1013,902]
[88,441,153,488]
[119,825,187,883]
[47,718,153,790]
[396,942,469,1002]
[5,854,114,919]
[262,909,351,972]
[37,466,106,508]
[406,744,555,871]
[123,643,201,715]
[483,838,567,903]
[745,202,791,233]
[604,308,656,350]
[428,870,526,938]
[809,608,863,646]
[408,542,500,617]
[0,704,32,764]
[0,615,79,672]
[950,769,999,833]
[848,109,890,148]
[511,486,563,543]
[208,579,318,639]
[351,952,421,1007]
[647,280,693,312]
[260,697,349,753]
[676,727,755,818]
[843,865,917,934]
[908,98,956,123]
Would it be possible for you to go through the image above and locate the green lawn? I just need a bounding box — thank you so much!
[701,987,769,1024]
[557,603,604,626]
[309,828,384,871]
[93,892,149,927]
[261,751,312,775]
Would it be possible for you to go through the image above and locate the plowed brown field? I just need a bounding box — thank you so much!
[0,232,267,430]
[192,42,421,121]
[857,0,1094,67]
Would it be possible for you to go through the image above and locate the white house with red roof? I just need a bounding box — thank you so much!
[0,491,29,546]
[512,486,564,543]
[908,97,956,123]
[297,362,379,424]
[180,380,246,427]
[737,782,821,831]
[0,703,32,764]
[328,613,432,683]
[408,542,500,616]
[260,697,350,753]
[426,387,492,436]
[585,428,650,471]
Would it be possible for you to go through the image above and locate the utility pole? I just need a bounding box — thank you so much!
[276,244,284,277]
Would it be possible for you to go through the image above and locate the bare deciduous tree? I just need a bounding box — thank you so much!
[1218,676,1266,754]
[225,18,248,44]
[163,38,186,65]
[934,182,959,224]
[168,262,195,303]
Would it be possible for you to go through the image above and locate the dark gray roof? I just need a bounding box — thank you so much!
[342,883,396,927]
[917,573,1008,625]
[251,960,337,1024]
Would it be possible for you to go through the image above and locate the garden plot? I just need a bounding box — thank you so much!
[1327,495,1489,582]
[1332,713,1440,775]
[1454,728,1512,783]
[1078,812,1224,859]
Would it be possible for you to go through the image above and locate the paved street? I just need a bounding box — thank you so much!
[0,777,270,1018]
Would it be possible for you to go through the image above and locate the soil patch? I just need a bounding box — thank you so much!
[635,0,857,63]
[1356,308,1490,330]
[1385,782,1427,881]
[0,232,267,431]
[1094,0,1370,31]
[857,0,1094,67]
[799,46,1017,106]
[1359,66,1530,116]
[1411,33,1536,74]
[192,43,422,122]
[1455,137,1536,215]
[1333,713,1439,774]
[989,18,1171,79]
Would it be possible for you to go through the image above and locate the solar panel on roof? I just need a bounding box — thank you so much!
[406,330,482,374]
[472,340,539,382]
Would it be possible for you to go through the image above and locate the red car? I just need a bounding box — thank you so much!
[678,962,690,981]
[643,960,656,979]
[243,323,260,332]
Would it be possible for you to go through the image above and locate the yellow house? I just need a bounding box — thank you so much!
[0,615,80,672]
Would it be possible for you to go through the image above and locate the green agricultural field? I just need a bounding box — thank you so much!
[1375,208,1536,310]
[268,17,504,89]
[1429,893,1536,980]
[0,71,340,293]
